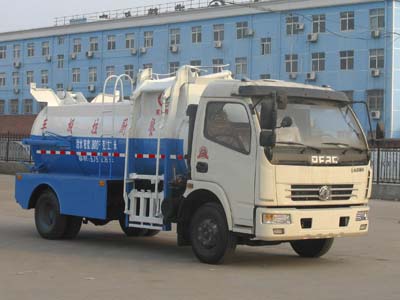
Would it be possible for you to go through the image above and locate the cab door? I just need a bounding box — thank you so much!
[192,98,257,228]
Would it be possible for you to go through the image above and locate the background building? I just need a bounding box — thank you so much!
[0,0,398,136]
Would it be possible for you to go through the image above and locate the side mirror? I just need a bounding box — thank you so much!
[260,99,277,130]
[260,130,276,148]
[280,116,293,128]
[277,94,288,110]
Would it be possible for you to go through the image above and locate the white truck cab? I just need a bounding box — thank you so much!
[182,79,370,263]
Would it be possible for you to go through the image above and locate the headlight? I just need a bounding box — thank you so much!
[356,210,369,221]
[262,213,291,224]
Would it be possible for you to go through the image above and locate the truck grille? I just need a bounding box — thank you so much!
[288,184,356,201]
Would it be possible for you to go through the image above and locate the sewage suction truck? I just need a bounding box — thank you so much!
[15,65,371,264]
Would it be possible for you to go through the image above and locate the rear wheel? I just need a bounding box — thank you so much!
[190,202,236,264]
[63,216,82,239]
[34,191,67,239]
[290,238,334,258]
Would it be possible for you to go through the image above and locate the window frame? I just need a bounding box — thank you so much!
[213,24,224,42]
[340,11,355,31]
[311,52,325,72]
[204,100,252,155]
[191,26,202,44]
[369,48,384,69]
[236,21,249,39]
[285,54,299,73]
[312,14,326,33]
[261,37,272,55]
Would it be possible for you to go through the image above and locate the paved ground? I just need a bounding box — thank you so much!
[0,175,399,300]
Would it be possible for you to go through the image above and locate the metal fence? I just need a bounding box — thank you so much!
[370,147,400,184]
[0,133,31,162]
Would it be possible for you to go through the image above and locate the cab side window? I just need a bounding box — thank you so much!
[204,102,251,154]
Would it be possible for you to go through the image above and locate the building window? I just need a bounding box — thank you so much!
[89,67,97,83]
[169,62,180,74]
[192,26,202,43]
[367,89,384,112]
[370,49,384,69]
[0,73,5,87]
[312,52,325,72]
[285,54,298,73]
[56,83,64,91]
[125,33,135,49]
[89,37,99,51]
[12,72,19,87]
[235,57,248,77]
[286,16,300,35]
[212,58,224,73]
[58,36,65,45]
[73,39,81,53]
[169,29,180,47]
[260,74,271,79]
[72,68,80,83]
[0,46,6,59]
[57,55,64,69]
[10,99,19,114]
[107,35,116,50]
[144,31,153,48]
[370,8,384,30]
[13,45,20,59]
[42,41,50,56]
[106,66,115,78]
[0,100,4,114]
[124,65,134,79]
[340,11,354,31]
[41,70,48,86]
[236,21,248,39]
[312,14,326,33]
[143,63,153,69]
[26,71,34,85]
[24,99,33,114]
[27,43,35,57]
[213,24,224,42]
[340,50,354,70]
[261,37,271,55]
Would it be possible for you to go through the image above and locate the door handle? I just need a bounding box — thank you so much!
[196,162,208,173]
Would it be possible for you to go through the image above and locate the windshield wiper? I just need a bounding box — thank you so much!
[321,142,365,154]
[276,141,321,153]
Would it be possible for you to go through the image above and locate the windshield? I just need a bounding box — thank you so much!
[274,98,367,150]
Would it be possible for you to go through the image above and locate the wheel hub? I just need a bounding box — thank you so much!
[196,219,219,249]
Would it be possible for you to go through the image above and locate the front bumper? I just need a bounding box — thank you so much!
[255,205,369,241]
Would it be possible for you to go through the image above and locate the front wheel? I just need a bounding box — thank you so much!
[190,203,236,264]
[290,238,334,258]
[34,191,67,239]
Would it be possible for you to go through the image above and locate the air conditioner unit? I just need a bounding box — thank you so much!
[130,48,137,55]
[214,41,223,48]
[371,69,380,77]
[13,61,21,68]
[88,84,96,92]
[170,45,179,53]
[13,88,20,94]
[86,51,94,58]
[307,71,317,81]
[66,85,73,91]
[140,47,147,54]
[370,110,381,119]
[307,33,318,42]
[297,23,305,31]
[70,53,77,60]
[371,30,381,38]
[45,55,52,62]
[289,73,297,79]
[246,29,255,37]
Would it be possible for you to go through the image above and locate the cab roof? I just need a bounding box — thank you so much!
[202,79,349,102]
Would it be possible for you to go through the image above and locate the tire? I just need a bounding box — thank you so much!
[190,202,236,264]
[118,217,148,237]
[34,191,67,239]
[290,238,334,258]
[63,216,82,239]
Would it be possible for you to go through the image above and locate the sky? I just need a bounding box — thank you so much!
[0,0,175,32]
